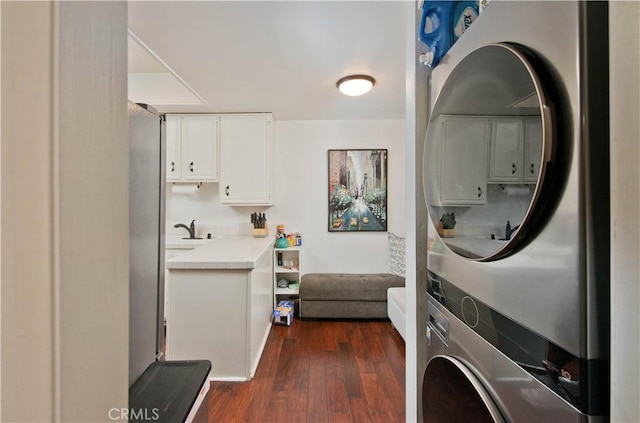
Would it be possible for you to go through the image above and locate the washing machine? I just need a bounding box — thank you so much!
[420,1,609,421]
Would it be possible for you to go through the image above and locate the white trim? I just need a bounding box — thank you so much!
[128,29,208,105]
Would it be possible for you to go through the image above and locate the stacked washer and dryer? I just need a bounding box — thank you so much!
[420,1,609,422]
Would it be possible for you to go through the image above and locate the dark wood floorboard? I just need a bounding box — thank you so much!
[208,319,406,423]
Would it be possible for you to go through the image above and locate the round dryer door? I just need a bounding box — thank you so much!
[423,43,560,261]
[422,355,505,423]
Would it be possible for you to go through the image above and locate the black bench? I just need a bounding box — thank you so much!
[129,360,211,423]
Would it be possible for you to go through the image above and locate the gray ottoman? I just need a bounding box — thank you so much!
[299,273,405,319]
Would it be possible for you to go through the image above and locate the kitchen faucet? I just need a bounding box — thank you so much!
[504,220,521,241]
[174,219,201,239]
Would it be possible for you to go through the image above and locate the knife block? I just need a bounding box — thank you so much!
[253,223,269,238]
[436,221,455,238]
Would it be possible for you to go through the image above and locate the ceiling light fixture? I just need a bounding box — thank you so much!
[336,75,376,96]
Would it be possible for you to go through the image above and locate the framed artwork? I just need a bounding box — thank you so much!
[328,149,388,232]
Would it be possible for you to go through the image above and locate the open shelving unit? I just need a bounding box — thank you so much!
[273,247,300,305]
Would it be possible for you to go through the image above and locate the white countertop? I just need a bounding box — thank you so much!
[166,236,274,270]
[442,235,508,258]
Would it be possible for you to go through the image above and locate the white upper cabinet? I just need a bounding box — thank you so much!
[523,117,542,183]
[439,116,489,206]
[488,117,542,184]
[166,114,218,182]
[488,118,525,183]
[166,115,182,180]
[219,113,273,206]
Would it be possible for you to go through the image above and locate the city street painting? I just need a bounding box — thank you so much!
[328,149,388,232]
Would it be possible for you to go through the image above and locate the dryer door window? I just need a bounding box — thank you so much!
[423,43,560,261]
[422,355,505,423]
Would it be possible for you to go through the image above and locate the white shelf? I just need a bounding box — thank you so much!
[275,287,299,295]
[275,266,299,273]
[274,246,301,306]
[274,246,300,252]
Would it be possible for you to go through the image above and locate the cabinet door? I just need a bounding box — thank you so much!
[166,115,182,181]
[219,114,273,205]
[440,117,489,205]
[523,118,542,183]
[181,115,218,181]
[489,118,524,182]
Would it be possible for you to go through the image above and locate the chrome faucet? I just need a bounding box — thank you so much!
[504,220,521,241]
[174,219,200,239]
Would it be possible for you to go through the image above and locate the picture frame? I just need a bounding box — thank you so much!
[328,149,388,232]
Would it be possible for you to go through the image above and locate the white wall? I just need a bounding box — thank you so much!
[166,119,406,274]
[166,183,252,235]
[1,2,129,421]
[271,120,405,273]
[610,2,640,422]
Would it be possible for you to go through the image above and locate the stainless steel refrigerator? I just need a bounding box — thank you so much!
[128,102,166,385]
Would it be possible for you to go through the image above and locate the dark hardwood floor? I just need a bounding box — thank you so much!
[208,319,406,423]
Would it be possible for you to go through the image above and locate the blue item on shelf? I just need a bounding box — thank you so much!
[418,0,479,68]
[275,238,289,248]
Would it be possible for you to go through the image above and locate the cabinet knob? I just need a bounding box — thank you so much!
[512,163,517,174]
[189,161,194,172]
[171,161,175,172]
[477,187,483,198]
[530,163,535,174]
[225,185,230,196]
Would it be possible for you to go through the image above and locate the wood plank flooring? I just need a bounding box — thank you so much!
[208,319,406,423]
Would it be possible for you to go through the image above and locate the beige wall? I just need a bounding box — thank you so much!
[1,2,129,422]
[610,2,640,422]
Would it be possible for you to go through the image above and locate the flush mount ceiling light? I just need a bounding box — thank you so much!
[336,75,376,96]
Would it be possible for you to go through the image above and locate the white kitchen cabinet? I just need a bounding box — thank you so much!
[488,118,524,183]
[164,247,195,324]
[165,240,273,381]
[166,116,182,180]
[488,117,541,184]
[219,113,273,205]
[166,114,218,182]
[439,116,489,206]
[523,117,542,183]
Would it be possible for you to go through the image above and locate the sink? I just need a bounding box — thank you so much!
[480,236,508,243]
[166,237,215,249]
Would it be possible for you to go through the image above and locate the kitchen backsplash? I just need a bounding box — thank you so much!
[165,183,261,238]
[167,220,254,239]
[432,184,532,238]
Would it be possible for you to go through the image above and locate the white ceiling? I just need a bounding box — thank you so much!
[127,1,407,121]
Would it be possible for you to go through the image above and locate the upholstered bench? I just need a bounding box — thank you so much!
[299,273,405,319]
